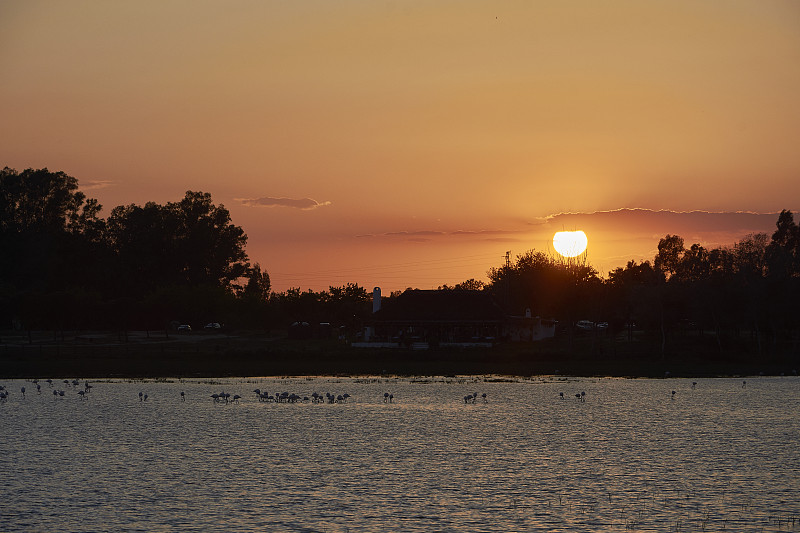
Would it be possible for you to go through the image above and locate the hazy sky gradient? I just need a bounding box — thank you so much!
[2,1,799,291]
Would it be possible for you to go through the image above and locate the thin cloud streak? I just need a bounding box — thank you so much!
[357,228,524,240]
[81,180,115,190]
[238,197,331,210]
[385,230,446,237]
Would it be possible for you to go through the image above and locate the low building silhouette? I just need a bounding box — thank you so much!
[355,289,554,348]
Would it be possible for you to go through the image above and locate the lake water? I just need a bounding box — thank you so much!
[1,375,799,532]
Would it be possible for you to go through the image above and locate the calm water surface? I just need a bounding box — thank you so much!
[1,376,799,532]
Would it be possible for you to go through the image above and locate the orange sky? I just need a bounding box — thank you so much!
[2,1,799,292]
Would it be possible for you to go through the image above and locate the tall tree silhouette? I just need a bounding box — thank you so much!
[106,191,248,295]
[0,167,105,293]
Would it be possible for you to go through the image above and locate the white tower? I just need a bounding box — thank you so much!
[373,287,382,313]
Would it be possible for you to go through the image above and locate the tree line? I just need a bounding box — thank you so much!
[2,167,798,357]
[483,211,799,356]
[0,167,371,334]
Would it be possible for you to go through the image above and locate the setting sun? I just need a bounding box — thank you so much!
[553,230,588,258]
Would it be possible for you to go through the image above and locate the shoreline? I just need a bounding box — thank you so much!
[2,329,798,379]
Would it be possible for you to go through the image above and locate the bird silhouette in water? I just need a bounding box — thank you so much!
[671,390,676,399]
[559,392,564,400]
[742,380,747,388]
[180,391,185,401]
[21,386,25,398]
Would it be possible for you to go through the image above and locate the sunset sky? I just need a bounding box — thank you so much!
[2,1,799,292]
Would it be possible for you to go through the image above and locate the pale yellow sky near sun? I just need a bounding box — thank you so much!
[1,1,799,291]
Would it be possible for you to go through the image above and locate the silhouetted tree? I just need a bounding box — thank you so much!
[0,167,110,328]
[242,263,271,301]
[607,260,659,341]
[487,250,599,324]
[766,210,800,279]
[0,167,88,233]
[175,191,248,290]
[439,278,486,291]
[325,283,371,334]
[654,234,685,280]
[106,191,248,295]
[0,167,105,292]
[763,210,800,351]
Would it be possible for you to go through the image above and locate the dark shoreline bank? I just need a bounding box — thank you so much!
[2,330,797,379]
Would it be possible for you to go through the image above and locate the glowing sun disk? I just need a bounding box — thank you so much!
[553,231,588,258]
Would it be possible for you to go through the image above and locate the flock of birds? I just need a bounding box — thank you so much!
[464,392,488,403]
[0,377,760,405]
[0,378,94,401]
[249,389,351,403]
[559,391,586,402]
[137,389,356,405]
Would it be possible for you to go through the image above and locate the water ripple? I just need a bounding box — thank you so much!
[1,377,798,531]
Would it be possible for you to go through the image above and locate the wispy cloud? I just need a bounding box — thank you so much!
[451,229,513,236]
[238,197,331,210]
[81,180,115,190]
[385,230,446,237]
[357,228,522,241]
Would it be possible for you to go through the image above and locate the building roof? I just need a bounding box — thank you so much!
[371,289,506,324]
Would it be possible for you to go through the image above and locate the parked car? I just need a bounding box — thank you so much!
[177,324,192,333]
[204,322,221,331]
